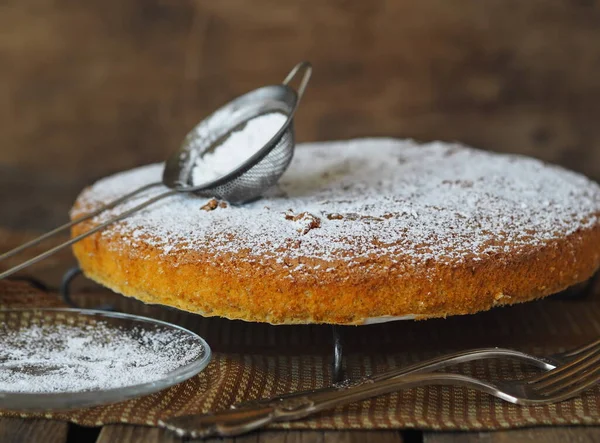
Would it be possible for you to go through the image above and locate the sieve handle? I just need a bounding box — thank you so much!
[0,186,175,280]
[0,182,162,266]
[282,61,312,103]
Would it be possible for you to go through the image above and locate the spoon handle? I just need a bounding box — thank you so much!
[0,183,171,279]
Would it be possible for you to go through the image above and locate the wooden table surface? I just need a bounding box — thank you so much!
[2,416,600,442]
[2,0,600,440]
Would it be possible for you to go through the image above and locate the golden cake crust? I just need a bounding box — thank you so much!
[70,139,600,325]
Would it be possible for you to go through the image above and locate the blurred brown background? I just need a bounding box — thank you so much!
[2,0,600,231]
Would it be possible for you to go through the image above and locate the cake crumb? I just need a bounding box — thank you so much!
[201,199,219,211]
[284,211,322,234]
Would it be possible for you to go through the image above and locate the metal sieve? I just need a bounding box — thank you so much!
[0,62,312,279]
[165,61,311,203]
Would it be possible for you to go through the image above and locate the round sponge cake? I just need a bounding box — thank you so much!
[70,139,600,324]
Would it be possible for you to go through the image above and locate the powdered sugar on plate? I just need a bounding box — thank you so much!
[0,316,206,394]
[73,138,600,275]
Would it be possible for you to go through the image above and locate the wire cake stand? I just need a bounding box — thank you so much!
[53,266,600,383]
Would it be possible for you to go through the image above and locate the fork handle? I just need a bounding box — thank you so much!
[159,372,500,439]
[235,347,556,410]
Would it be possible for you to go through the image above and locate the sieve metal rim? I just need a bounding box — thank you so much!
[164,62,312,193]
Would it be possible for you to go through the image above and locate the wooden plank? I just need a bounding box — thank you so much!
[424,427,600,442]
[230,429,260,442]
[96,424,182,443]
[256,430,403,442]
[97,427,404,442]
[0,418,68,443]
[253,430,322,443]
[320,431,403,443]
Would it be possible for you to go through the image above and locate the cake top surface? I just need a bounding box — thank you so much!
[74,138,600,274]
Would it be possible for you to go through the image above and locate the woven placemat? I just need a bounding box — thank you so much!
[1,276,600,431]
[1,222,600,431]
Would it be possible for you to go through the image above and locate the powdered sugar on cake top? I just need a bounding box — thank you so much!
[73,139,600,272]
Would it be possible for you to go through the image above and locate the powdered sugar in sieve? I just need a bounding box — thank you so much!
[192,112,287,187]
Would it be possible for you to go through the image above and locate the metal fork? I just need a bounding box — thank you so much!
[159,339,600,438]
[236,338,600,409]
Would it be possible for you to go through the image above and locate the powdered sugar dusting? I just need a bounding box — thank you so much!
[0,320,204,393]
[73,138,600,274]
[192,112,287,186]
